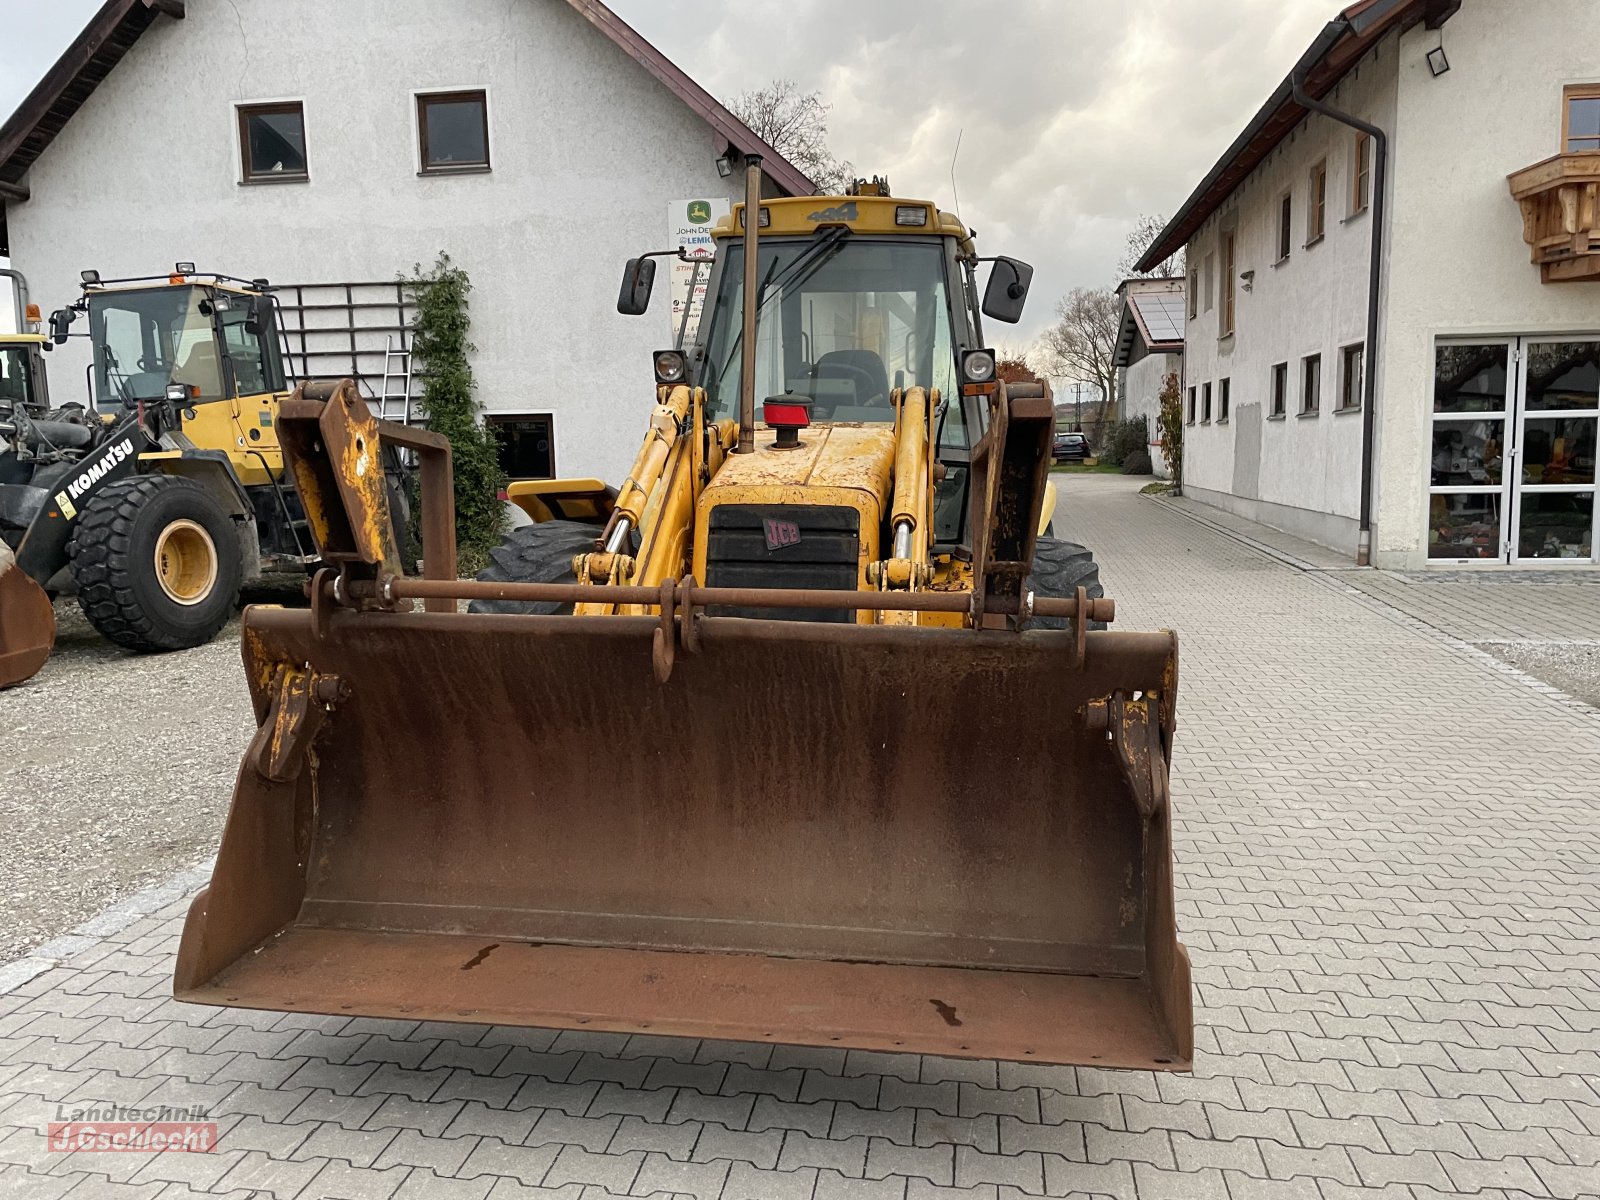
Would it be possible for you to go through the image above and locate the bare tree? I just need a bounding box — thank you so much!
[1116,214,1185,280]
[725,79,854,194]
[1038,287,1122,436]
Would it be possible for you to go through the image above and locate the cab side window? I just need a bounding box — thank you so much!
[219,304,282,396]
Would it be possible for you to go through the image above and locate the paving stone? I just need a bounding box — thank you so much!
[587,1083,675,1124]
[605,1115,699,1161]
[830,1103,913,1146]
[372,1129,481,1175]
[441,1101,542,1144]
[813,1169,908,1200]
[721,1064,804,1101]
[526,1112,623,1154]
[509,1079,602,1117]
[995,1116,1085,1159]
[951,1148,1043,1192]
[692,1040,771,1068]
[541,1146,643,1193]
[919,1058,997,1089]
[301,1159,413,1200]
[688,1124,782,1169]
[364,1095,469,1137]
[392,1169,494,1200]
[349,1036,441,1070]
[630,1153,729,1199]
[956,1086,1038,1123]
[566,1054,650,1089]
[864,1139,955,1185]
[641,1060,726,1096]
[214,1114,314,1157]
[665,1091,754,1131]
[749,1097,834,1138]
[721,1161,819,1200]
[214,1149,326,1198]
[914,1114,998,1154]
[455,1137,561,1187]
[878,1079,958,1117]
[777,1129,870,1178]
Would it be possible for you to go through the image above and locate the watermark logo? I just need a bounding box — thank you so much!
[48,1104,216,1153]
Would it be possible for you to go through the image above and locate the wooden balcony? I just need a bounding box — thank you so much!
[1509,154,1600,282]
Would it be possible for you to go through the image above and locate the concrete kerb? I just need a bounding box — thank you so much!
[0,859,213,995]
[1146,490,1600,724]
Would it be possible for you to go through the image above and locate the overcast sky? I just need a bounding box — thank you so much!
[0,0,1338,347]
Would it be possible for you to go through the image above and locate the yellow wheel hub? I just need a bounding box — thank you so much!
[153,519,218,606]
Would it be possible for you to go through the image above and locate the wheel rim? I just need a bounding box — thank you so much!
[153,519,218,606]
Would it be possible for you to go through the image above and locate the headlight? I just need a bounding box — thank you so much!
[961,349,997,384]
[653,349,687,385]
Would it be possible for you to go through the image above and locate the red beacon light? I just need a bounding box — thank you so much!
[762,397,812,450]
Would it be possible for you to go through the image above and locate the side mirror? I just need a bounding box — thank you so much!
[245,293,271,336]
[49,308,75,345]
[617,256,657,316]
[981,256,1034,325]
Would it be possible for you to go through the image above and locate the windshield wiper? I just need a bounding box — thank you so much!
[714,227,853,383]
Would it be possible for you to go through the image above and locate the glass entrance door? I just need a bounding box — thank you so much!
[1511,341,1598,563]
[1429,339,1599,565]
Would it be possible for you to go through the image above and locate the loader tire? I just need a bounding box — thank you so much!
[469,520,602,615]
[69,475,242,652]
[1025,537,1105,631]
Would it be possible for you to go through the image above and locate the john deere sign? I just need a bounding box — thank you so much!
[668,197,730,345]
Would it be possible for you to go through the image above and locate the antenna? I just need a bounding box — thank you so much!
[949,128,965,229]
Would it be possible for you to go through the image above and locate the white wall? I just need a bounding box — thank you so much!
[1122,350,1179,479]
[1376,0,1600,568]
[1181,37,1397,553]
[4,0,747,487]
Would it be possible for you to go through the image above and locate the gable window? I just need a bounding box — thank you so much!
[1340,343,1365,411]
[418,90,491,174]
[1277,195,1293,262]
[1188,270,1200,320]
[1219,232,1236,337]
[1565,85,1600,152]
[1201,382,1212,424]
[1271,362,1288,418]
[238,102,308,183]
[1302,354,1322,415]
[1219,377,1231,423]
[1309,161,1328,243]
[1352,133,1372,214]
[1186,386,1197,425]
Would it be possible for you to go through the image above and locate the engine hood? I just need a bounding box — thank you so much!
[705,423,896,503]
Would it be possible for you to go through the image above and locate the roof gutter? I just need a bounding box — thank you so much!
[1291,18,1387,567]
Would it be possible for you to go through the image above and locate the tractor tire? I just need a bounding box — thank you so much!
[1024,536,1105,631]
[469,520,603,615]
[69,475,243,652]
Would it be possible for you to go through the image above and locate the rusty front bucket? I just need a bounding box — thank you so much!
[0,543,55,689]
[176,607,1191,1068]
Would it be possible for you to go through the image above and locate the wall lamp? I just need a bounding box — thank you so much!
[715,150,738,178]
[1427,45,1450,77]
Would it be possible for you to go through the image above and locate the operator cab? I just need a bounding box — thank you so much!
[50,267,286,416]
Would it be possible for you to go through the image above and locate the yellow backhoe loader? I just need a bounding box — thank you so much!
[175,165,1192,1070]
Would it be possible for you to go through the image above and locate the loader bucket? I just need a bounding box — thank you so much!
[176,606,1191,1068]
[0,543,54,689]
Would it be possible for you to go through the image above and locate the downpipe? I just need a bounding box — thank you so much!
[1292,29,1385,567]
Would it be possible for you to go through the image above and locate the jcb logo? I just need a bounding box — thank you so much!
[763,519,802,551]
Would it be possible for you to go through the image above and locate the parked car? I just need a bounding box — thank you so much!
[1053,431,1089,463]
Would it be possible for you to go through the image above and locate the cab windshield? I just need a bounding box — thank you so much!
[699,238,959,423]
[89,286,221,407]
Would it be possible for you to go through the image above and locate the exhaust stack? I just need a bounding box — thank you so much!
[735,157,762,454]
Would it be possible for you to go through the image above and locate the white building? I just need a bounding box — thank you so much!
[0,0,813,488]
[1140,0,1600,568]
[1113,278,1184,479]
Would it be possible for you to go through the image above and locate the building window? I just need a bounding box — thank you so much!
[1309,161,1328,242]
[1203,255,1215,312]
[1271,362,1288,418]
[1201,382,1212,423]
[237,102,308,183]
[1186,386,1197,425]
[1277,194,1293,262]
[1187,270,1200,319]
[489,413,554,479]
[1220,232,1236,336]
[1340,343,1365,411]
[1302,354,1322,414]
[1219,377,1231,422]
[1352,132,1372,214]
[418,90,491,174]
[1564,85,1600,153]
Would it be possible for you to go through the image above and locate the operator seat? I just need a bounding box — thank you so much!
[173,339,224,398]
[813,349,890,408]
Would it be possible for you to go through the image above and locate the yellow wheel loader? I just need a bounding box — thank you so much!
[175,165,1192,1070]
[0,266,353,688]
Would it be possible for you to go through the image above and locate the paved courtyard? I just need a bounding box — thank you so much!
[2,474,1598,1200]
